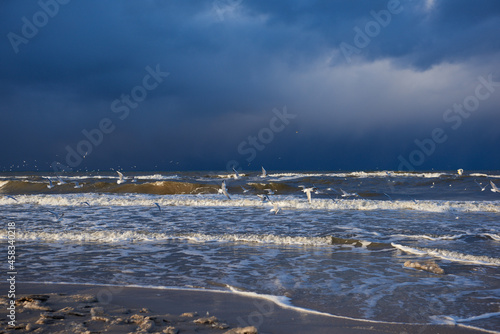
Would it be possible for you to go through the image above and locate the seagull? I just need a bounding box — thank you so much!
[46,178,54,189]
[5,195,18,202]
[232,167,241,179]
[219,180,231,200]
[383,193,393,201]
[257,194,271,202]
[270,202,281,214]
[491,181,500,193]
[56,176,66,185]
[82,201,91,206]
[299,186,315,204]
[116,171,125,184]
[241,186,250,193]
[154,202,161,211]
[340,189,358,198]
[47,210,64,221]
[261,166,267,177]
[457,169,464,176]
[474,179,489,192]
[264,188,275,195]
[74,181,83,189]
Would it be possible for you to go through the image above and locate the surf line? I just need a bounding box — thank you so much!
[51,64,169,173]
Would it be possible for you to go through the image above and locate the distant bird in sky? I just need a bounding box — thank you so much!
[74,181,83,189]
[82,201,91,206]
[474,180,489,192]
[261,166,267,177]
[299,186,315,204]
[117,171,126,184]
[219,180,231,199]
[457,169,464,176]
[154,202,161,211]
[491,181,500,193]
[232,167,241,179]
[46,178,54,189]
[241,186,250,193]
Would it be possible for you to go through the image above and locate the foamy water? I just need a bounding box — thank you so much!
[1,170,499,331]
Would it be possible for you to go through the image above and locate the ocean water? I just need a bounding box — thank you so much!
[1,170,499,331]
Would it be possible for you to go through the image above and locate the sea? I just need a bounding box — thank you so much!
[1,170,499,332]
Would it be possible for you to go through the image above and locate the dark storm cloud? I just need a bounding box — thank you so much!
[0,0,499,171]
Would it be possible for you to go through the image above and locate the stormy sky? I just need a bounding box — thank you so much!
[1,0,499,172]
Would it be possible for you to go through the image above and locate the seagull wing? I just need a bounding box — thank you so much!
[261,166,267,177]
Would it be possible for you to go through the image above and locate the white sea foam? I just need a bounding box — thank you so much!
[0,230,333,247]
[393,234,465,241]
[1,194,498,214]
[483,233,500,241]
[0,180,9,189]
[268,171,448,179]
[392,243,500,266]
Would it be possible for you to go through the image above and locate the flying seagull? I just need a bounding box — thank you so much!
[261,166,267,177]
[340,189,359,198]
[82,201,91,206]
[474,179,489,192]
[264,188,275,195]
[74,181,83,189]
[241,186,250,193]
[270,202,281,215]
[116,171,125,184]
[457,169,464,176]
[56,176,66,185]
[47,210,64,221]
[491,181,500,193]
[154,202,161,211]
[46,178,54,189]
[299,186,316,204]
[219,180,231,200]
[257,194,271,202]
[232,167,241,179]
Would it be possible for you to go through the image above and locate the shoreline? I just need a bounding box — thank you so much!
[1,283,495,334]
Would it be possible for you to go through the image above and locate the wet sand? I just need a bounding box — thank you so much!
[0,283,492,334]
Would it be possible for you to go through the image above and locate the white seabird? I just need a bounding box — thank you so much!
[241,186,250,193]
[74,181,83,189]
[457,169,464,176]
[474,179,489,192]
[340,188,358,198]
[117,171,125,184]
[46,178,54,189]
[232,167,241,179]
[270,202,281,215]
[490,181,500,193]
[47,210,64,221]
[261,166,267,177]
[299,186,315,204]
[257,194,270,202]
[220,180,231,200]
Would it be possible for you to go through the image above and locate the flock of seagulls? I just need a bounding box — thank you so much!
[2,168,500,220]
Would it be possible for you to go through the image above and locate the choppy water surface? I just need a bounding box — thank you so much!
[1,170,499,331]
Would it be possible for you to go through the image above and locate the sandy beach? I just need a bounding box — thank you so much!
[1,283,492,334]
